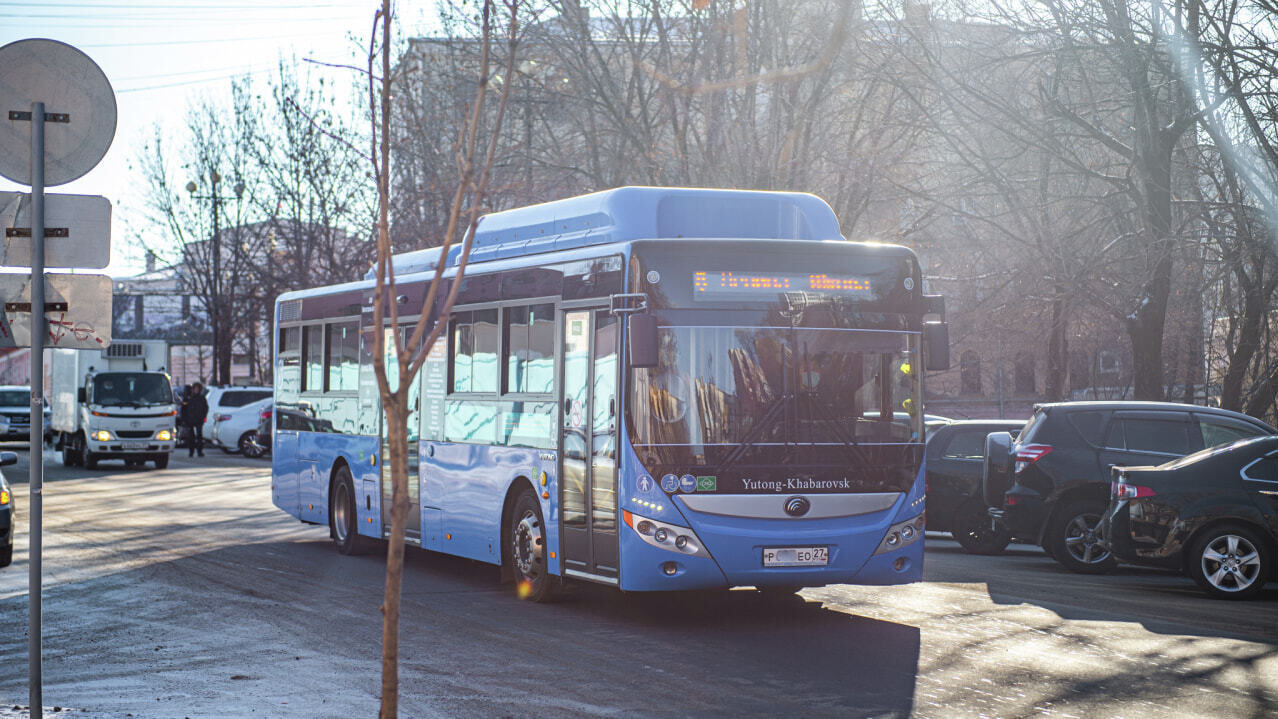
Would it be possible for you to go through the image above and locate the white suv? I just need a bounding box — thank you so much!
[198,385,273,445]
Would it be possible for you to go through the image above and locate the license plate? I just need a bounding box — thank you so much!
[122,440,147,449]
[762,546,828,567]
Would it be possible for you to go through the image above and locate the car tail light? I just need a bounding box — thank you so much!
[1111,481,1156,499]
[260,409,272,420]
[1014,444,1053,473]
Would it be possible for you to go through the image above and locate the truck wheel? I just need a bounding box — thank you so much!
[952,499,1012,555]
[1046,500,1116,574]
[329,466,371,555]
[1187,523,1270,600]
[84,450,100,470]
[154,454,169,470]
[61,441,76,467]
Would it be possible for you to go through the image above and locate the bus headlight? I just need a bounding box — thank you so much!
[90,430,114,442]
[623,509,702,556]
[874,514,925,555]
[155,429,173,441]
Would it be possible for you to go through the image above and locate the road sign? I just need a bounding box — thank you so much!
[0,39,117,186]
[0,192,110,269]
[0,273,111,350]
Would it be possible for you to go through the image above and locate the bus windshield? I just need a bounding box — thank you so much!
[92,373,173,407]
[628,325,921,450]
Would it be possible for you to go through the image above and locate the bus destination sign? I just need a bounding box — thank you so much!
[693,270,874,301]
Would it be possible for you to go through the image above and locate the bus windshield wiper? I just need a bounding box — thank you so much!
[798,390,871,466]
[718,393,791,470]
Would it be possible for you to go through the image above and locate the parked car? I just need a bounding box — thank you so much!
[200,386,273,444]
[983,401,1276,574]
[1103,435,1278,599]
[1,450,20,567]
[247,404,274,458]
[925,419,1026,554]
[211,397,272,455]
[0,385,33,442]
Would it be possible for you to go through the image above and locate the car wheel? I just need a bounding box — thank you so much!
[330,466,372,555]
[153,453,169,470]
[1046,500,1116,574]
[0,543,12,567]
[952,499,1012,555]
[507,488,557,602]
[239,432,260,458]
[1187,524,1270,600]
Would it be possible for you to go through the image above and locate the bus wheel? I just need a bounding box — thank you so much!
[330,467,371,555]
[509,489,555,602]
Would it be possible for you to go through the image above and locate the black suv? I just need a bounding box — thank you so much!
[983,401,1275,573]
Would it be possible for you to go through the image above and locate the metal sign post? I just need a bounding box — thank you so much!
[0,38,116,718]
[28,100,46,716]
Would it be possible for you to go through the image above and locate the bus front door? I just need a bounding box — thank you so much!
[380,326,421,542]
[559,308,619,582]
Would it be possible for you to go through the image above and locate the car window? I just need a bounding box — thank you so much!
[1242,456,1278,483]
[218,390,273,408]
[1017,410,1045,444]
[1067,410,1107,446]
[1121,418,1191,455]
[1200,418,1264,449]
[941,430,989,460]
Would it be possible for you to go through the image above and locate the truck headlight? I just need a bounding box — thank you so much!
[155,429,173,441]
[90,430,114,442]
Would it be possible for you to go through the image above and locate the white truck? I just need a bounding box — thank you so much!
[51,340,177,470]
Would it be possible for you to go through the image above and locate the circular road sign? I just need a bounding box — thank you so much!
[0,38,117,187]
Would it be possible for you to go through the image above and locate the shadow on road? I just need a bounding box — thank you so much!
[924,536,1278,642]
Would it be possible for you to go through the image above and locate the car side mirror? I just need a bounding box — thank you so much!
[0,451,17,467]
[924,321,950,371]
[78,387,87,403]
[628,313,659,369]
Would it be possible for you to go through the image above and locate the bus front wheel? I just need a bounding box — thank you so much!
[330,466,372,556]
[508,489,556,602]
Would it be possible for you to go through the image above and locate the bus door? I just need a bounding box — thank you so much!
[380,326,422,541]
[559,308,620,582]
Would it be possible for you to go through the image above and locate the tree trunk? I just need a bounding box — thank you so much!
[379,393,408,719]
[1045,291,1069,402]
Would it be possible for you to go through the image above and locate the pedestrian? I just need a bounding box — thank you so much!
[177,384,192,449]
[187,382,209,457]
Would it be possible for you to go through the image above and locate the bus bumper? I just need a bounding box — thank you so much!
[617,501,924,592]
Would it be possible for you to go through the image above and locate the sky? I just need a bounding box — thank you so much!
[1,0,437,277]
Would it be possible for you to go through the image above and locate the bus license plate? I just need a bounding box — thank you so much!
[122,441,147,449]
[762,546,828,567]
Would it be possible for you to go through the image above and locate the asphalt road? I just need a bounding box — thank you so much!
[0,446,1274,718]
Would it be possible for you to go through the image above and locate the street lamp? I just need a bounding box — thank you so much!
[185,171,243,385]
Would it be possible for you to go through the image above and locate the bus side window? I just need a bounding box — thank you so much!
[302,325,323,392]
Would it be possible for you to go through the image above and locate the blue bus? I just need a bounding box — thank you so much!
[270,187,949,601]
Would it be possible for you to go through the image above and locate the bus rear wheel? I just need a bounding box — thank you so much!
[330,466,372,555]
[508,489,556,602]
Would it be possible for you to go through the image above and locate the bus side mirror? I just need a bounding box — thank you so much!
[78,387,86,403]
[628,313,659,369]
[924,321,950,371]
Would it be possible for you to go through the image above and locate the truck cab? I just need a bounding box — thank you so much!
[51,341,177,470]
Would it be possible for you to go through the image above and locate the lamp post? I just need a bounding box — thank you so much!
[186,171,243,385]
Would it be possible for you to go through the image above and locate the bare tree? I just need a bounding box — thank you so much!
[364,1,521,715]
